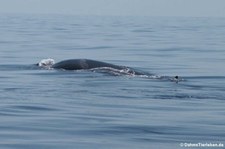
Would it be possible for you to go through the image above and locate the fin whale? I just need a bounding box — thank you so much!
[37,58,181,82]
[38,58,145,75]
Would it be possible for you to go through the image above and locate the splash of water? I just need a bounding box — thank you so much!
[38,58,55,69]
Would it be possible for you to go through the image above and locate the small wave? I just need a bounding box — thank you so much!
[0,64,39,71]
[90,67,150,77]
[89,67,183,83]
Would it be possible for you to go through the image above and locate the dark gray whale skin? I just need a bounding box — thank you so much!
[52,59,145,75]
[52,59,123,70]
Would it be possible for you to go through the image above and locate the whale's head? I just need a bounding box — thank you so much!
[37,58,55,68]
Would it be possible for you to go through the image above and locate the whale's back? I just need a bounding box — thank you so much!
[52,59,124,70]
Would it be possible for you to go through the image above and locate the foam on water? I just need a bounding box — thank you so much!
[37,58,55,68]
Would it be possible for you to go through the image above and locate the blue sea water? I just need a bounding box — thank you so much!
[0,14,225,149]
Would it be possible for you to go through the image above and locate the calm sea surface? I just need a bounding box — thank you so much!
[0,14,225,149]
